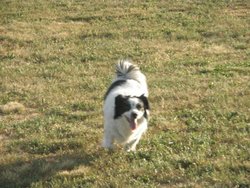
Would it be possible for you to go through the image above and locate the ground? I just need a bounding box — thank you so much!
[0,0,249,187]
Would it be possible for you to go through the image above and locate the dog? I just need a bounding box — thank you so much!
[102,60,150,151]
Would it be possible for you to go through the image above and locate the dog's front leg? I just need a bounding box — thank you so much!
[125,138,140,152]
[102,132,114,149]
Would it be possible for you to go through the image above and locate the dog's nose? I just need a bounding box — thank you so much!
[131,112,137,119]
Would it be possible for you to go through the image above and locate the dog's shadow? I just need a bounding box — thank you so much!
[0,149,101,188]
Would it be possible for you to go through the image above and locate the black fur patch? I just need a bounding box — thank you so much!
[104,80,127,100]
[114,95,131,119]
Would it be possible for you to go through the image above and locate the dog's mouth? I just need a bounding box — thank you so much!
[125,116,137,131]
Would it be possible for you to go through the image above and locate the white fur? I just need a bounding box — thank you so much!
[102,60,149,151]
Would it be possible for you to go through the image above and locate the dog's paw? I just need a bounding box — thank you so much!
[124,145,136,152]
[102,141,113,149]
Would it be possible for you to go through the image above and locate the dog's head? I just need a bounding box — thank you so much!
[114,94,150,131]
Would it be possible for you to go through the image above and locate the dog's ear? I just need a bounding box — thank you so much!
[139,94,150,119]
[139,94,150,110]
[114,95,130,119]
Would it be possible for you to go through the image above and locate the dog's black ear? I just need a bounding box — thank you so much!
[139,94,150,110]
[139,94,150,119]
[114,95,130,119]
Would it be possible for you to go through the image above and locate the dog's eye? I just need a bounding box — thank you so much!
[136,104,142,110]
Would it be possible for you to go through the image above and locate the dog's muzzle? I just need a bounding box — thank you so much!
[126,113,137,131]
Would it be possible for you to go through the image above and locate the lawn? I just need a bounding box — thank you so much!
[0,0,249,187]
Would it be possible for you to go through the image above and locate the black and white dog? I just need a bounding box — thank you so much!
[102,60,150,151]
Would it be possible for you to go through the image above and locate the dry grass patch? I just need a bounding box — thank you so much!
[0,102,25,115]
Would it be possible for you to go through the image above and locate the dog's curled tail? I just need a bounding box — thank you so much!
[116,60,142,82]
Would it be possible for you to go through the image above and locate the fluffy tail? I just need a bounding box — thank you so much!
[115,59,148,97]
[116,60,143,83]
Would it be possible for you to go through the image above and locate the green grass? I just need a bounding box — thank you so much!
[0,0,249,187]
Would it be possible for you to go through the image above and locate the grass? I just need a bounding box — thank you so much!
[0,0,249,187]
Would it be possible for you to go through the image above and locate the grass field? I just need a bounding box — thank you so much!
[0,0,249,187]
